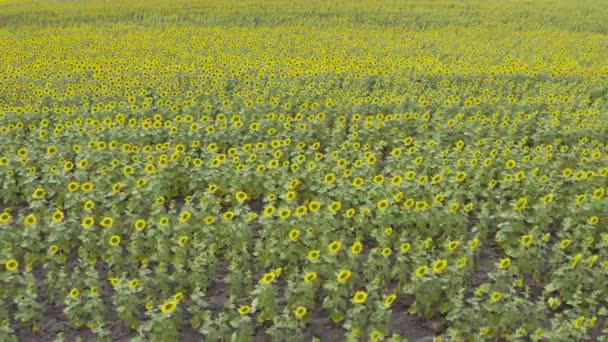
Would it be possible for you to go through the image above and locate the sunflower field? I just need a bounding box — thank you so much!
[1,0,608,341]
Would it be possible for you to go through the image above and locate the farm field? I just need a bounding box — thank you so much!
[1,0,608,341]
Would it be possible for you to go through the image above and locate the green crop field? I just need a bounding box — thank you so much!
[1,0,608,341]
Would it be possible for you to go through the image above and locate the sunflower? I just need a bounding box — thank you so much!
[173,292,184,302]
[431,174,444,185]
[67,182,80,192]
[223,211,235,221]
[432,259,448,273]
[499,258,511,269]
[294,206,308,217]
[178,236,189,247]
[328,241,342,254]
[285,191,297,201]
[337,270,352,283]
[100,217,114,228]
[307,250,321,262]
[417,175,428,185]
[383,294,397,307]
[109,235,121,246]
[161,300,177,314]
[588,255,599,268]
[458,257,468,268]
[392,192,404,202]
[261,272,276,285]
[342,208,355,218]
[373,174,385,185]
[575,171,587,181]
[24,214,38,226]
[32,188,47,199]
[63,161,74,172]
[294,306,308,319]
[588,216,599,225]
[324,173,337,185]
[69,288,81,298]
[82,217,95,228]
[129,279,140,289]
[559,239,572,249]
[592,188,605,200]
[379,227,391,237]
[0,212,12,224]
[542,194,555,205]
[571,253,584,267]
[520,234,534,247]
[304,271,318,283]
[179,211,192,223]
[17,148,28,158]
[575,194,587,205]
[81,182,94,192]
[475,287,486,297]
[415,265,428,277]
[377,199,389,210]
[455,172,467,182]
[278,208,291,219]
[352,291,368,304]
[48,245,59,255]
[83,200,95,211]
[235,191,248,202]
[308,201,321,212]
[52,210,64,223]
[381,248,392,257]
[134,219,147,231]
[513,197,528,211]
[370,330,384,342]
[288,229,301,241]
[263,205,276,217]
[571,316,586,330]
[400,242,412,253]
[490,292,503,303]
[336,159,348,168]
[415,201,429,211]
[246,213,258,222]
[112,182,125,193]
[447,240,460,252]
[238,305,252,315]
[144,164,157,174]
[350,241,363,255]
[391,175,403,186]
[403,199,415,209]
[5,259,19,272]
[329,201,342,213]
